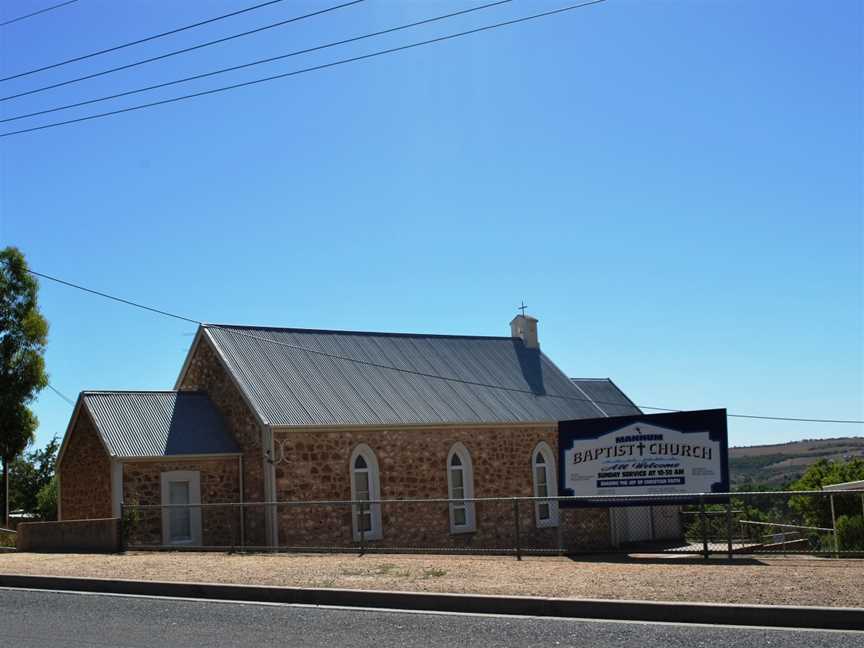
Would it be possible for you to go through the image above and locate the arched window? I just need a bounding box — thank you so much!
[350,444,382,541]
[447,443,476,533]
[532,441,559,528]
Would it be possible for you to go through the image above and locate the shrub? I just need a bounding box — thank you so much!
[121,498,140,548]
[0,530,14,548]
[36,476,57,520]
[837,515,864,551]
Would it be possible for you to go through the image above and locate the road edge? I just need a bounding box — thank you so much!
[0,573,861,631]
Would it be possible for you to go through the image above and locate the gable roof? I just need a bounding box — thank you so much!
[570,378,642,417]
[189,324,636,427]
[79,391,239,458]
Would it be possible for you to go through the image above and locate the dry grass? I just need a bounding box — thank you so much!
[1,551,861,608]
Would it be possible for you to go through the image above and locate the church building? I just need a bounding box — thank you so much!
[56,314,642,551]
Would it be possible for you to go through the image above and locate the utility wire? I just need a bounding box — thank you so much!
[13,261,864,425]
[0,0,608,138]
[0,0,513,123]
[25,267,199,325]
[0,0,366,102]
[47,383,75,406]
[1,0,294,81]
[1,0,79,27]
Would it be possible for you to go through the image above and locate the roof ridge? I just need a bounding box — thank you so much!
[570,377,612,382]
[82,390,206,395]
[204,323,516,341]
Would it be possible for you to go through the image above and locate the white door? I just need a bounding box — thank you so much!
[160,471,202,546]
[651,505,683,540]
[612,506,654,544]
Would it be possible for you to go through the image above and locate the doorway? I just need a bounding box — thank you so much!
[160,470,201,546]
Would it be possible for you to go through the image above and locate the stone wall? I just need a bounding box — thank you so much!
[271,426,610,552]
[58,408,112,521]
[122,458,241,547]
[17,517,121,553]
[177,333,267,544]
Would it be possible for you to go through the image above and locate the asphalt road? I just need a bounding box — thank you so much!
[0,588,861,648]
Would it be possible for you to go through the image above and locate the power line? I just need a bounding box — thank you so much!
[0,0,366,102]
[14,261,864,425]
[0,0,513,124]
[47,383,75,406]
[0,0,609,138]
[0,0,294,81]
[1,0,79,27]
[25,267,199,325]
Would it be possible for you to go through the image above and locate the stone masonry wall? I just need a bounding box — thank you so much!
[177,334,267,545]
[122,458,241,547]
[272,426,610,552]
[58,408,112,521]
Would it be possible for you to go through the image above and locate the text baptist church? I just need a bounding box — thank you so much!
[572,434,715,465]
[56,313,668,550]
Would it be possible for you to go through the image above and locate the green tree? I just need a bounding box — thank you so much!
[0,247,48,527]
[36,476,58,521]
[9,437,59,515]
[789,458,864,529]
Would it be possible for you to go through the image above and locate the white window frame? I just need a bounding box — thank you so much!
[447,442,476,534]
[160,470,202,546]
[350,444,382,541]
[532,442,559,528]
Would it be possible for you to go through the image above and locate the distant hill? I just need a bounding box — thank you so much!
[729,437,864,488]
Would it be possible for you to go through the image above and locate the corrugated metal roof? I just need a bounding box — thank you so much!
[82,391,240,458]
[202,325,620,427]
[570,378,642,417]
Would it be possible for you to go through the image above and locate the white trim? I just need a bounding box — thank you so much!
[532,441,559,528]
[446,442,476,534]
[57,396,113,470]
[182,327,270,428]
[173,326,204,391]
[57,398,114,522]
[160,470,202,546]
[55,397,83,472]
[349,444,382,541]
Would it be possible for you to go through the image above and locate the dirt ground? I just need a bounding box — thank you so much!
[1,551,861,608]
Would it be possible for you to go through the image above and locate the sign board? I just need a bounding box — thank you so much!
[558,409,728,506]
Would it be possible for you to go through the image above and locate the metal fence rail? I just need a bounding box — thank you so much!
[120,490,864,558]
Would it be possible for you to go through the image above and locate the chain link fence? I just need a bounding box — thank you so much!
[121,490,864,558]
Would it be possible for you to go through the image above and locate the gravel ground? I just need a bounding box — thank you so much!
[0,552,861,608]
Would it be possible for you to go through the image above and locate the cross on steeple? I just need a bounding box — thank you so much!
[518,301,527,317]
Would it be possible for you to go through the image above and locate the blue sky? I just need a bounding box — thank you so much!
[1,0,861,449]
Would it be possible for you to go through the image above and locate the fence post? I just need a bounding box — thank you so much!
[513,498,522,561]
[119,501,125,552]
[699,495,709,559]
[271,501,278,552]
[726,500,733,560]
[239,501,245,551]
[556,501,564,556]
[359,501,365,556]
[830,494,838,558]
